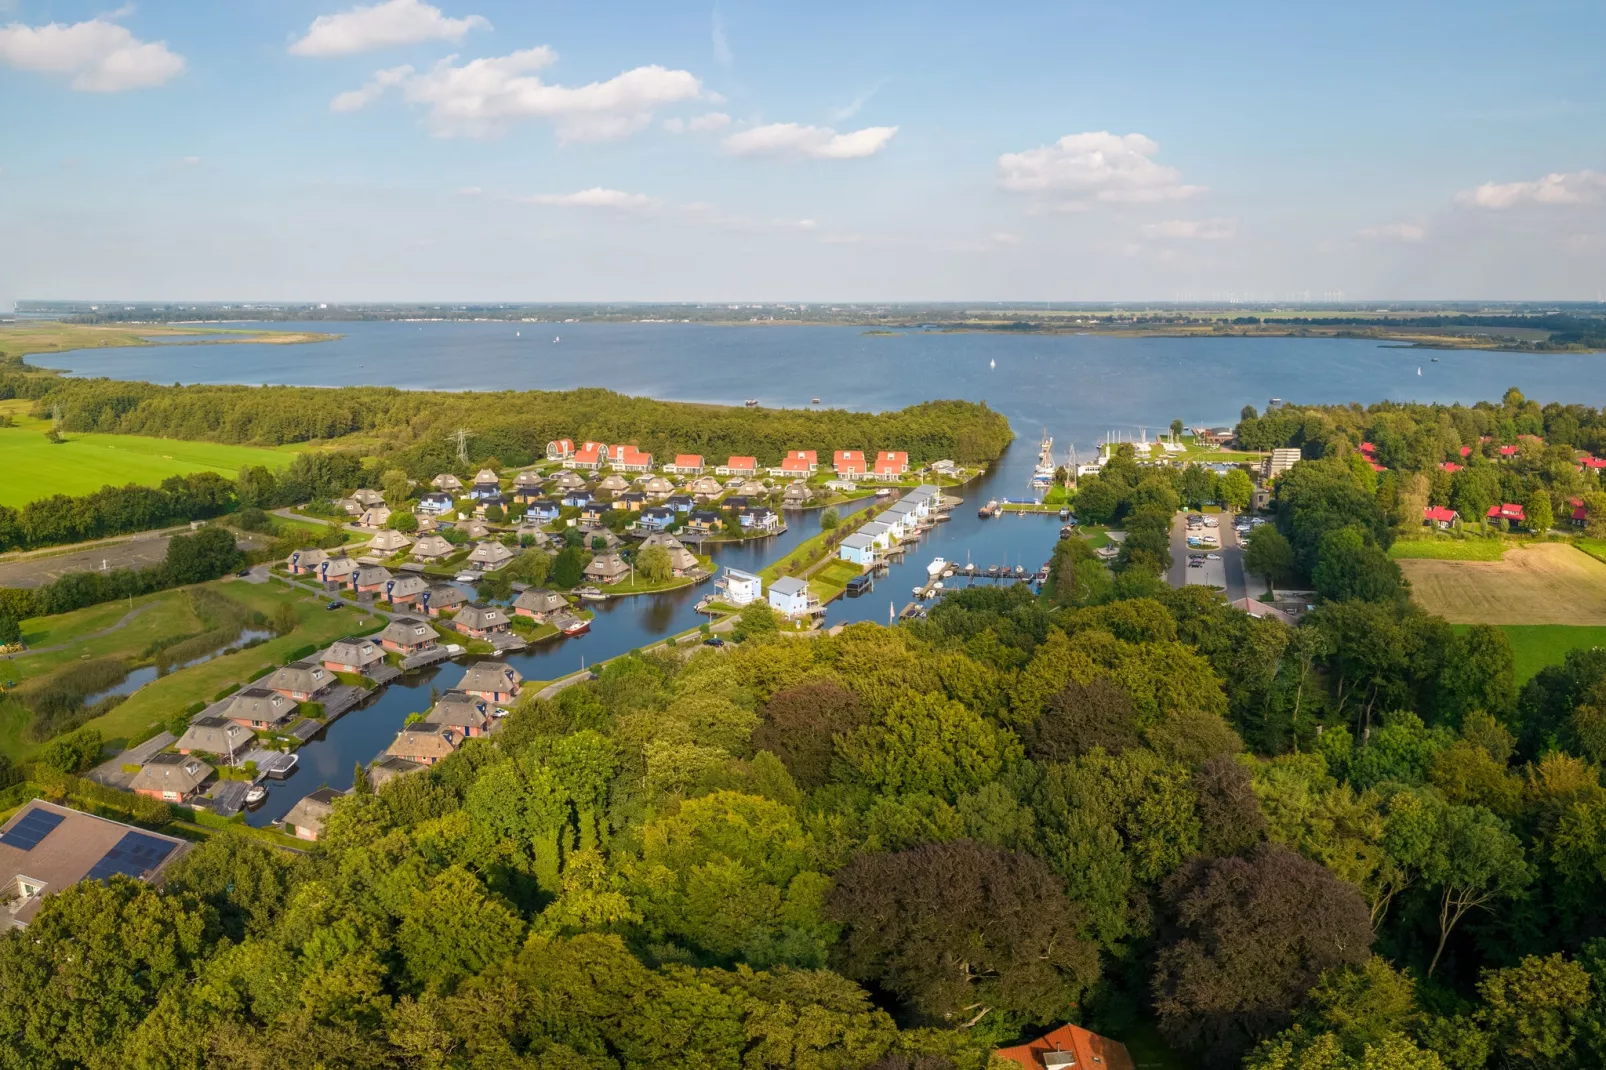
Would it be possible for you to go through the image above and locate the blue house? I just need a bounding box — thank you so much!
[470,480,503,502]
[525,499,561,523]
[638,507,676,532]
[767,576,817,618]
[417,491,454,516]
[665,494,694,513]
[562,490,594,508]
[838,532,876,566]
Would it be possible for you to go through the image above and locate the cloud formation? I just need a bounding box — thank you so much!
[333,48,704,139]
[1456,170,1606,209]
[997,132,1202,208]
[722,123,898,160]
[663,111,730,134]
[521,187,658,209]
[1141,218,1233,239]
[1359,222,1426,242]
[291,0,489,57]
[0,16,184,91]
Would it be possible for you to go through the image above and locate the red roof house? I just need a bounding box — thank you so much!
[664,453,705,474]
[833,449,867,479]
[872,450,909,480]
[1581,457,1606,471]
[779,449,818,476]
[1573,497,1590,525]
[1488,503,1526,522]
[718,456,758,476]
[546,438,575,461]
[606,444,653,472]
[571,443,606,471]
[994,1024,1135,1070]
[1440,461,1463,473]
[1359,441,1377,456]
[1460,445,1473,457]
[1423,506,1459,528]
[1498,445,1520,458]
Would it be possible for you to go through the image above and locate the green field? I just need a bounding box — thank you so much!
[1479,625,1606,684]
[1577,537,1606,565]
[0,402,302,507]
[1389,537,1515,561]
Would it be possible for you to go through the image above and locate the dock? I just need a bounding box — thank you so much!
[399,646,453,671]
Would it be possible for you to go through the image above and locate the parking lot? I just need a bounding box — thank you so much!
[1170,510,1255,601]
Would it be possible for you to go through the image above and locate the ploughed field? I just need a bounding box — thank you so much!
[1398,542,1606,625]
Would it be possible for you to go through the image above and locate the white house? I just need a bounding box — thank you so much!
[719,567,762,606]
[859,521,896,549]
[839,533,876,566]
[767,576,817,618]
[874,512,906,539]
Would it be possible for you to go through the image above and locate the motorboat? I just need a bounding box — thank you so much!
[1013,565,1027,577]
[455,571,480,583]
[559,615,591,636]
[244,784,267,805]
[875,488,893,498]
[266,753,298,780]
[811,397,822,404]
[926,557,948,578]
[575,586,607,602]
[980,499,999,517]
[1059,507,1071,520]
[984,565,1001,578]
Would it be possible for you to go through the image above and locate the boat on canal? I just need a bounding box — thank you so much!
[926,557,948,578]
[575,586,607,602]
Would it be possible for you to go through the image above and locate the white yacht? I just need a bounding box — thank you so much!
[926,557,948,578]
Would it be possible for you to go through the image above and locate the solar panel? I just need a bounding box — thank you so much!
[84,831,177,882]
[0,809,65,851]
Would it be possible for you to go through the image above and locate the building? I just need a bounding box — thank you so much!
[368,528,413,554]
[428,691,495,736]
[548,470,585,491]
[512,470,545,493]
[287,547,328,574]
[615,491,647,512]
[606,444,653,472]
[689,475,724,499]
[717,456,759,477]
[742,506,781,532]
[571,442,605,471]
[454,603,510,638]
[597,473,631,495]
[833,449,867,479]
[367,756,425,789]
[1423,506,1459,529]
[458,661,523,705]
[317,555,358,588]
[1488,503,1527,524]
[432,473,464,493]
[1264,448,1302,480]
[585,552,631,585]
[262,661,332,703]
[467,541,515,570]
[457,519,493,540]
[665,493,694,513]
[352,488,385,508]
[580,502,609,527]
[0,801,188,931]
[685,510,722,534]
[641,475,675,497]
[379,617,439,656]
[510,588,564,621]
[872,450,909,480]
[218,687,297,731]
[1231,597,1299,627]
[767,576,818,618]
[562,489,595,509]
[323,637,385,675]
[175,717,253,762]
[384,723,461,767]
[839,532,876,566]
[282,787,343,841]
[1573,497,1591,527]
[410,534,455,563]
[417,491,455,516]
[359,504,392,528]
[782,482,813,506]
[719,567,762,606]
[638,532,699,574]
[129,753,214,803]
[859,520,896,548]
[993,1024,1135,1070]
[664,453,705,475]
[546,438,575,461]
[350,564,392,597]
[638,506,676,532]
[526,498,561,522]
[421,583,466,617]
[777,449,818,477]
[382,573,430,608]
[1440,461,1464,473]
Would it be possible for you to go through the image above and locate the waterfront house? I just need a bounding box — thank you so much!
[428,691,494,736]
[1423,506,1459,530]
[839,532,876,566]
[767,577,818,619]
[548,470,586,491]
[859,521,895,548]
[383,573,430,607]
[723,496,750,512]
[219,687,297,731]
[717,456,758,477]
[287,547,328,575]
[130,754,214,804]
[666,494,694,513]
[176,717,253,763]
[778,449,818,477]
[719,568,762,606]
[454,603,510,638]
[741,507,781,532]
[512,483,546,505]
[526,498,561,522]
[418,491,455,516]
[607,444,654,472]
[994,1023,1135,1070]
[458,519,493,540]
[689,476,723,499]
[833,450,867,479]
[872,451,909,480]
[638,507,675,532]
[367,756,424,789]
[585,552,631,585]
[323,637,384,675]
[351,564,393,597]
[580,502,609,526]
[283,787,342,841]
[571,443,605,471]
[598,473,631,494]
[411,533,455,562]
[782,482,813,506]
[263,661,333,703]
[359,505,392,528]
[421,583,466,617]
[639,532,698,574]
[735,479,769,498]
[467,541,515,570]
[368,528,413,554]
[431,473,464,493]
[664,454,705,475]
[384,723,460,767]
[458,661,524,705]
[641,475,675,497]
[616,491,647,512]
[563,489,595,508]
[685,510,721,534]
[1488,503,1527,524]
[547,438,575,461]
[886,500,920,526]
[0,802,188,932]
[512,588,568,621]
[379,617,439,656]
[875,512,906,539]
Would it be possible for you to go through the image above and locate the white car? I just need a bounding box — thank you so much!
[1206,553,1221,560]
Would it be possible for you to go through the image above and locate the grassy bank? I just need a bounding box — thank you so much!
[0,321,335,361]
[1389,537,1514,561]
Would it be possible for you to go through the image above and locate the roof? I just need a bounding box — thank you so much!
[386,724,460,761]
[725,455,757,469]
[513,470,544,486]
[548,438,575,452]
[176,717,254,756]
[221,687,294,725]
[129,753,214,795]
[412,533,454,556]
[673,454,703,467]
[873,450,909,469]
[352,564,392,586]
[424,583,466,605]
[468,541,515,564]
[459,661,523,692]
[513,588,567,612]
[368,529,413,551]
[1423,506,1459,522]
[325,637,383,663]
[385,574,430,598]
[1440,462,1463,472]
[994,1024,1135,1070]
[429,691,493,729]
[769,576,809,596]
[380,617,438,645]
[1488,503,1526,520]
[585,552,630,579]
[262,660,330,694]
[456,603,509,628]
[288,547,327,569]
[607,444,652,465]
[840,533,875,550]
[724,567,761,584]
[282,788,343,834]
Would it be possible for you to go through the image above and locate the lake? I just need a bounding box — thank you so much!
[45,322,1604,821]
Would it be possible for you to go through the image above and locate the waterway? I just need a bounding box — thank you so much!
[48,322,1601,821]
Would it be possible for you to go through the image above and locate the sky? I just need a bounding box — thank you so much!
[1,0,1604,303]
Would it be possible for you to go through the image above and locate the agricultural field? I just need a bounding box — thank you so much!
[1389,537,1515,561]
[0,401,302,507]
[1398,542,1606,625]
[1489,625,1606,684]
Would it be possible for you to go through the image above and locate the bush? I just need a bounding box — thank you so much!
[284,644,317,663]
[235,506,271,532]
[300,701,325,720]
[213,682,241,701]
[35,727,104,774]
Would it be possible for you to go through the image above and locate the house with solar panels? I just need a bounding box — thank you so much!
[0,800,189,930]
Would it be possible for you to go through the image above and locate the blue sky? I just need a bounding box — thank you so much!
[1,0,1603,302]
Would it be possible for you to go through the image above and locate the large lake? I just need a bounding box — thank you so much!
[41,322,1606,820]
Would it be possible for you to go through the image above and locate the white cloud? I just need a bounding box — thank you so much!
[831,79,887,122]
[663,110,729,134]
[1141,218,1234,240]
[1456,170,1606,209]
[521,187,659,209]
[180,155,200,165]
[1359,222,1426,242]
[333,48,704,140]
[290,0,489,57]
[711,10,732,66]
[997,131,1202,208]
[331,64,414,112]
[722,123,898,160]
[0,16,184,91]
[458,185,481,196]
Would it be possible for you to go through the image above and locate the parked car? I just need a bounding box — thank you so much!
[1188,560,1204,569]
[703,636,725,647]
[326,600,344,610]
[1206,553,1222,560]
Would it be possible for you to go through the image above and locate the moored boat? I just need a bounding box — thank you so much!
[575,586,607,602]
[560,616,591,636]
[244,784,267,805]
[926,557,948,578]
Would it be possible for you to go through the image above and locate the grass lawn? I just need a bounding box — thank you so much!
[1577,537,1606,565]
[1389,537,1515,561]
[0,405,303,507]
[808,558,865,602]
[1464,624,1606,685]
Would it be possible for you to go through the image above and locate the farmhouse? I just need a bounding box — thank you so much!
[1423,506,1460,530]
[1488,503,1527,524]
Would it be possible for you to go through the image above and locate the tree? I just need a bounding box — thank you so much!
[271,601,298,635]
[1525,492,1554,534]
[1173,418,1186,439]
[397,865,525,991]
[1025,676,1141,761]
[752,679,868,789]
[1311,527,1404,604]
[1193,754,1267,857]
[506,549,550,587]
[0,613,19,647]
[1245,525,1296,595]
[1584,492,1606,539]
[1421,803,1529,976]
[476,570,513,602]
[636,545,672,584]
[1435,624,1516,724]
[1222,468,1255,512]
[382,468,412,507]
[820,507,840,530]
[164,525,241,585]
[1153,844,1373,1066]
[485,503,505,523]
[838,692,1022,802]
[827,840,1100,1025]
[551,546,587,588]
[352,761,371,794]
[1477,954,1592,1068]
[387,510,419,531]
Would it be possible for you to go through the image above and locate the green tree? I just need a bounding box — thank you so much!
[272,601,298,635]
[1245,525,1296,595]
[1172,418,1186,439]
[506,548,551,587]
[485,503,505,522]
[1477,953,1592,1068]
[1222,468,1255,511]
[0,613,19,647]
[382,468,412,508]
[387,510,419,531]
[551,546,587,587]
[838,691,1023,802]
[636,545,672,584]
[476,570,512,602]
[397,865,525,991]
[1525,492,1554,534]
[819,507,840,530]
[1422,804,1530,976]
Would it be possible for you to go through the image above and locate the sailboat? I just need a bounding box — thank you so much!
[1417,367,1422,376]
[515,330,520,337]
[989,358,996,369]
[553,336,560,343]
